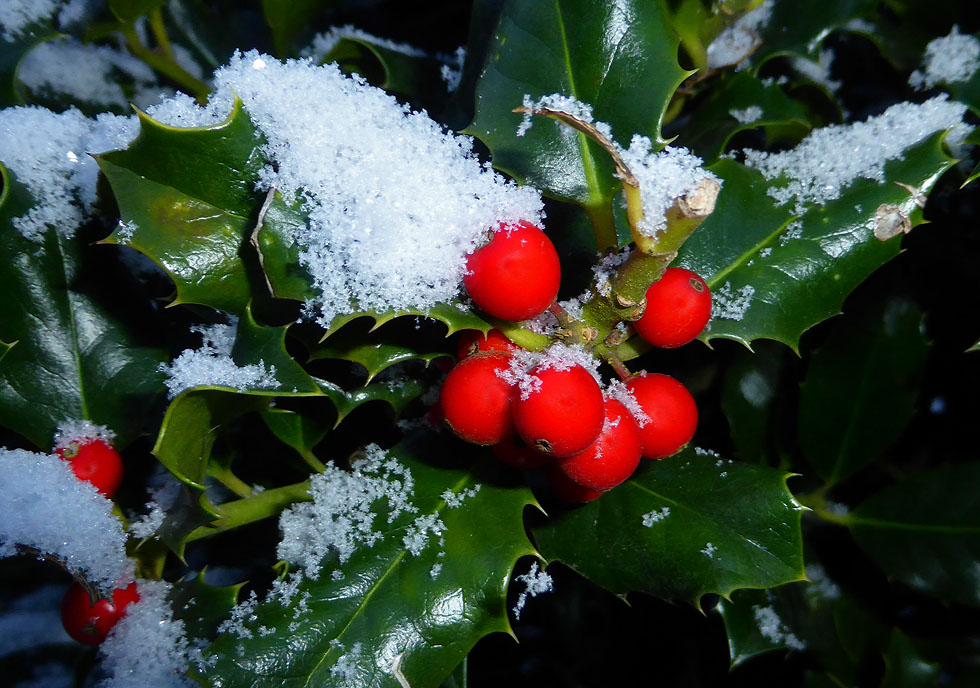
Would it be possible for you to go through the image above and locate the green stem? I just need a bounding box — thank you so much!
[795,493,854,527]
[186,481,313,542]
[148,8,174,60]
[211,469,256,499]
[584,202,618,252]
[299,449,327,473]
[121,23,210,102]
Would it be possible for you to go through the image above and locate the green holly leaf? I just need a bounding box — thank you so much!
[849,462,980,606]
[0,163,167,450]
[882,629,941,688]
[675,132,953,350]
[679,71,811,162]
[533,447,805,606]
[98,100,266,315]
[316,377,427,426]
[721,340,790,465]
[309,327,449,383]
[799,298,929,485]
[261,407,331,458]
[0,27,58,107]
[109,0,168,23]
[170,570,244,640]
[751,0,877,69]
[233,306,321,395]
[197,433,538,688]
[717,586,809,666]
[466,0,688,223]
[262,0,327,57]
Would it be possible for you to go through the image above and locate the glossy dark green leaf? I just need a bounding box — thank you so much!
[882,629,941,688]
[721,340,789,465]
[315,377,427,427]
[99,101,265,314]
[170,570,244,640]
[109,0,167,22]
[717,586,809,666]
[849,462,980,606]
[799,298,929,485]
[309,329,449,383]
[751,0,877,68]
[261,407,331,457]
[233,307,321,395]
[198,433,538,688]
[0,163,166,449]
[262,0,326,57]
[680,71,811,162]
[0,28,58,107]
[675,132,953,349]
[466,0,688,214]
[533,447,805,606]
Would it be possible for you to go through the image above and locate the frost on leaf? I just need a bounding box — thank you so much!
[706,0,774,71]
[512,561,553,620]
[910,26,980,90]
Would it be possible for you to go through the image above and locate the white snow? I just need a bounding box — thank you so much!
[743,95,969,213]
[0,448,129,589]
[0,0,60,41]
[512,561,553,620]
[791,49,841,93]
[641,507,670,527]
[303,25,427,61]
[53,419,116,452]
[730,105,763,124]
[910,26,980,89]
[146,51,542,327]
[605,379,650,427]
[497,343,602,400]
[712,283,755,321]
[706,0,774,70]
[753,604,806,650]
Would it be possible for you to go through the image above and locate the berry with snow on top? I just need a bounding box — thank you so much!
[635,268,712,348]
[456,328,517,360]
[513,364,604,458]
[61,581,139,645]
[55,439,124,498]
[440,351,516,445]
[464,221,561,321]
[625,373,698,460]
[557,398,642,491]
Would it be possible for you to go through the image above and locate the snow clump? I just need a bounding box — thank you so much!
[512,561,553,620]
[706,0,774,70]
[497,343,602,400]
[146,51,543,327]
[910,26,980,90]
[53,419,116,452]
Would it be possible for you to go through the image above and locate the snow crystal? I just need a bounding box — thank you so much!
[129,474,181,540]
[910,26,980,89]
[53,419,116,452]
[330,642,363,684]
[712,283,755,321]
[706,0,774,70]
[277,445,418,576]
[145,51,543,326]
[743,96,968,213]
[19,37,157,110]
[791,49,841,93]
[605,379,650,427]
[217,590,259,640]
[700,542,717,558]
[441,46,466,92]
[441,484,481,508]
[516,92,609,138]
[759,247,772,258]
[641,507,670,527]
[304,25,427,61]
[161,321,278,398]
[497,343,602,400]
[0,448,128,589]
[99,579,198,688]
[0,107,138,241]
[592,246,631,296]
[402,513,446,555]
[753,604,806,650]
[730,106,763,124]
[0,0,60,41]
[805,563,841,602]
[512,562,553,620]
[739,370,773,407]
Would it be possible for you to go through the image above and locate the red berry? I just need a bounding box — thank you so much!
[634,268,712,348]
[548,469,603,503]
[557,398,642,491]
[61,581,139,645]
[464,221,561,321]
[56,439,124,498]
[625,373,698,460]
[492,434,550,470]
[513,365,604,458]
[440,352,515,445]
[456,329,516,360]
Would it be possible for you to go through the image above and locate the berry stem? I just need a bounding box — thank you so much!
[606,353,633,381]
[185,480,313,542]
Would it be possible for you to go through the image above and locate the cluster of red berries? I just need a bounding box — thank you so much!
[53,433,139,644]
[443,221,712,501]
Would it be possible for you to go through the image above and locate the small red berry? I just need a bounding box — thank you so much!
[440,352,515,445]
[61,581,140,645]
[634,268,712,348]
[464,221,561,321]
[625,373,698,460]
[56,439,124,498]
[548,469,603,503]
[557,398,642,491]
[492,434,550,470]
[513,365,604,458]
[456,329,516,360]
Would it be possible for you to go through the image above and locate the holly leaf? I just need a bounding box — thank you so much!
[799,298,929,485]
[721,340,789,465]
[751,0,877,69]
[882,629,941,688]
[261,407,331,458]
[466,0,688,216]
[197,433,538,688]
[0,27,58,107]
[98,100,266,315]
[170,570,244,640]
[0,163,166,450]
[533,447,805,606]
[309,328,449,383]
[849,462,980,606]
[233,306,321,396]
[675,132,954,350]
[262,0,326,57]
[679,71,811,162]
[109,0,168,22]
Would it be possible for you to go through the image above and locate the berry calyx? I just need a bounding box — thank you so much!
[61,581,139,645]
[625,373,698,460]
[513,365,604,458]
[55,439,124,498]
[456,328,516,360]
[548,469,603,503]
[464,221,561,321]
[634,268,712,349]
[440,352,516,445]
[492,434,550,470]
[557,398,642,491]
